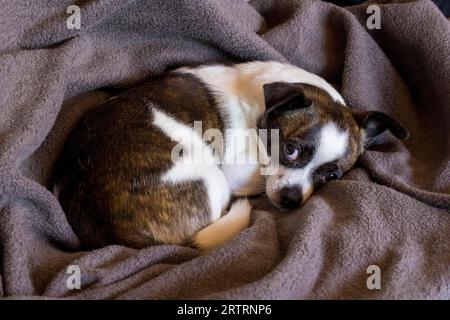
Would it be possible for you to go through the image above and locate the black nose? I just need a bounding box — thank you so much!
[279,187,302,210]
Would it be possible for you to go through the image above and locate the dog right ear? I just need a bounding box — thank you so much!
[352,111,409,148]
[263,82,312,115]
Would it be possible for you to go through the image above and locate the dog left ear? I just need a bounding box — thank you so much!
[353,111,409,148]
[263,82,312,115]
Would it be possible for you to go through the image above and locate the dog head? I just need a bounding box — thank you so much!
[258,82,409,210]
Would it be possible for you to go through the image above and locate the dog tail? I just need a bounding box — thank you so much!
[193,199,252,251]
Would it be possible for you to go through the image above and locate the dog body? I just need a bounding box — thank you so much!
[54,61,408,250]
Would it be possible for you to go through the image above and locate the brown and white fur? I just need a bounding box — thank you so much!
[53,61,408,251]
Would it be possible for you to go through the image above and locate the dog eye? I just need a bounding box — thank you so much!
[319,172,339,185]
[284,143,300,161]
[324,172,339,182]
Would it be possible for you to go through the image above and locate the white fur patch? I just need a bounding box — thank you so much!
[151,108,230,222]
[316,122,349,165]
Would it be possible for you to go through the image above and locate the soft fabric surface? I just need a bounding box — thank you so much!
[0,0,449,299]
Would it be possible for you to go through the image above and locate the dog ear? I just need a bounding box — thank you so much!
[353,111,409,148]
[263,82,312,115]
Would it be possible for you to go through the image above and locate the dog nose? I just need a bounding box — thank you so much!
[279,187,302,210]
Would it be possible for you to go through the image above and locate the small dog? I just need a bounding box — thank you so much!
[53,61,408,250]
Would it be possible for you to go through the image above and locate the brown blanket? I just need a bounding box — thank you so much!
[0,0,449,299]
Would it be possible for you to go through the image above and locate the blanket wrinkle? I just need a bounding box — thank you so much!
[0,0,449,299]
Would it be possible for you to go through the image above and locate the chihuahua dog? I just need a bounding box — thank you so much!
[53,61,408,250]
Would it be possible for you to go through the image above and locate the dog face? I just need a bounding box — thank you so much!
[258,82,409,210]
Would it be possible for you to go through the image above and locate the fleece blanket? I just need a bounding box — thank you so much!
[0,0,449,299]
